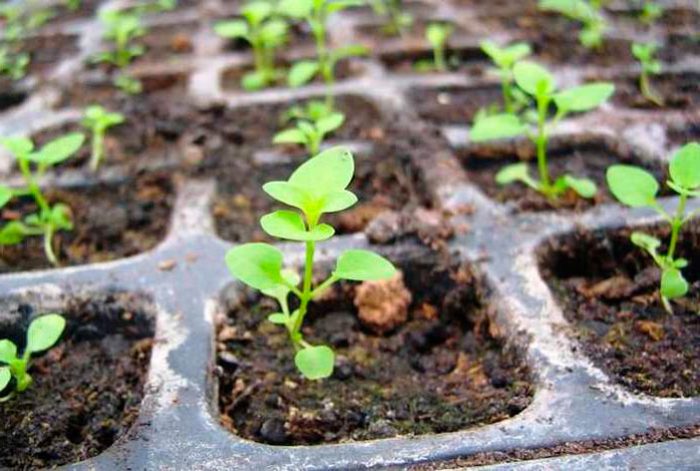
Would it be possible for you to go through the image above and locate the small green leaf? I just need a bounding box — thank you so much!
[263,181,309,211]
[316,113,345,135]
[214,20,250,39]
[288,147,355,199]
[260,210,335,241]
[0,340,17,364]
[29,133,86,166]
[496,163,530,185]
[661,268,688,299]
[562,175,597,198]
[425,22,453,48]
[225,243,284,291]
[262,269,300,301]
[1,137,33,158]
[334,250,396,281]
[242,71,268,91]
[606,165,659,207]
[669,142,700,191]
[267,313,288,325]
[554,83,615,113]
[277,0,312,18]
[273,129,309,146]
[0,367,10,391]
[0,185,12,209]
[288,61,319,87]
[26,314,66,354]
[241,1,273,24]
[331,44,368,61]
[319,190,358,213]
[470,114,526,142]
[0,221,31,245]
[631,232,661,252]
[513,61,555,96]
[294,345,335,380]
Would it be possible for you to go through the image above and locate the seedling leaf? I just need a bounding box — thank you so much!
[631,232,661,252]
[26,314,65,354]
[0,367,10,391]
[606,165,658,207]
[0,340,17,364]
[661,268,688,299]
[294,345,334,380]
[261,210,335,241]
[0,185,12,209]
[288,61,319,87]
[562,175,597,198]
[513,61,555,96]
[470,114,526,142]
[226,243,285,291]
[267,313,288,325]
[553,83,615,113]
[669,142,700,190]
[29,133,85,166]
[316,113,345,135]
[334,249,396,281]
[214,20,249,38]
[496,163,531,185]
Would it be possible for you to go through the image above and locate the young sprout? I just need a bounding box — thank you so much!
[470,61,615,200]
[423,22,455,72]
[0,133,85,266]
[0,46,29,80]
[480,40,532,114]
[226,147,396,380]
[284,99,335,123]
[632,42,664,106]
[607,142,700,313]
[274,111,344,155]
[369,0,413,36]
[0,314,65,400]
[82,105,126,171]
[640,1,663,24]
[215,2,289,90]
[278,0,367,111]
[539,0,607,49]
[65,0,82,11]
[93,9,145,93]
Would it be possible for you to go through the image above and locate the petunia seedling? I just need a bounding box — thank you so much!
[82,105,125,171]
[226,147,396,380]
[631,42,664,106]
[0,46,29,80]
[0,133,85,266]
[480,40,532,114]
[278,0,367,111]
[640,1,663,24]
[539,0,607,49]
[92,9,145,93]
[0,314,65,400]
[273,111,344,155]
[607,142,700,313]
[470,61,614,200]
[418,22,455,72]
[369,0,413,36]
[214,2,289,90]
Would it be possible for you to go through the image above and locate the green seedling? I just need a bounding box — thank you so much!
[284,99,336,123]
[215,2,289,90]
[65,0,82,11]
[278,0,367,110]
[539,0,607,49]
[93,10,145,69]
[0,133,85,266]
[607,142,700,313]
[114,73,143,95]
[640,1,663,24]
[82,105,125,171]
[0,46,29,80]
[0,314,65,400]
[369,0,413,36]
[470,61,614,200]
[632,42,664,106]
[274,111,344,155]
[417,22,455,72]
[480,40,532,114]
[226,147,396,380]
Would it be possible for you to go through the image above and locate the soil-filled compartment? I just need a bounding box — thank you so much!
[215,252,533,445]
[0,291,155,469]
[538,223,700,397]
[458,136,668,213]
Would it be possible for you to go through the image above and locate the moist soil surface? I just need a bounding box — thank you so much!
[379,45,488,75]
[0,292,154,469]
[216,256,533,445]
[538,224,700,397]
[610,73,700,110]
[407,85,503,126]
[458,139,667,213]
[0,172,174,273]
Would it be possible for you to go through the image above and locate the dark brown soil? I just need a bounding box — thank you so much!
[215,255,533,445]
[47,0,102,24]
[407,85,503,125]
[139,22,199,60]
[610,8,700,32]
[0,292,154,469]
[458,138,667,213]
[22,33,80,75]
[667,121,700,148]
[611,72,700,110]
[355,19,469,45]
[379,45,489,75]
[538,224,700,397]
[0,172,175,273]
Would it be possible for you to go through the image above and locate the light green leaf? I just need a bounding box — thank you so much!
[260,210,335,241]
[1,137,34,158]
[562,175,597,198]
[263,182,309,211]
[289,147,354,199]
[631,232,661,252]
[319,190,358,213]
[241,1,273,24]
[262,269,300,301]
[288,61,319,87]
[214,20,249,39]
[277,0,313,18]
[267,313,288,325]
[29,133,85,166]
[225,243,284,291]
[496,163,530,185]
[553,83,615,113]
[273,129,309,146]
[0,185,12,209]
[513,61,555,96]
[316,113,345,135]
[26,314,66,354]
[661,268,688,299]
[334,250,396,281]
[0,221,31,245]
[0,367,10,391]
[242,71,268,91]
[425,22,453,48]
[294,345,335,380]
[606,165,658,207]
[470,113,526,142]
[0,340,17,364]
[669,142,700,191]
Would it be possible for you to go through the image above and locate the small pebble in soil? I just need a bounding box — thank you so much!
[354,271,412,334]
[259,418,288,445]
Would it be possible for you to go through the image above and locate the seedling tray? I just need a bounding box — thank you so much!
[0,0,698,468]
